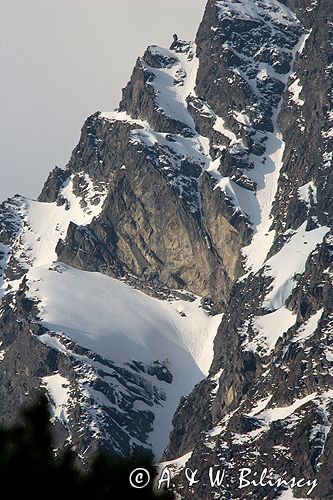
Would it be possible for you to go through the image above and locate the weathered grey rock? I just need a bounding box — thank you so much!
[163,2,333,499]
[53,108,246,306]
[1,1,333,498]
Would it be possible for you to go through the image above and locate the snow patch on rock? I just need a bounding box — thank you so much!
[42,373,71,427]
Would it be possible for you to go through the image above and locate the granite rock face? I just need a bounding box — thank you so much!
[1,14,249,462]
[1,0,333,498]
[162,1,333,499]
[49,48,250,307]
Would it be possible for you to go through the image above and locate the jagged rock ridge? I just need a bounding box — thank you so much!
[162,1,333,499]
[1,1,333,498]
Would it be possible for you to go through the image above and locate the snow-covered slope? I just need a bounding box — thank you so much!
[0,171,221,459]
[162,1,333,499]
[1,0,333,497]
[27,263,220,456]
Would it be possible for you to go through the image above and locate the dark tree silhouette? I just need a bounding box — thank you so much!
[0,396,175,500]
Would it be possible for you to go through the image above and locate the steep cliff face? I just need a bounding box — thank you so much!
[163,1,333,498]
[1,0,253,464]
[1,0,333,497]
[40,41,250,308]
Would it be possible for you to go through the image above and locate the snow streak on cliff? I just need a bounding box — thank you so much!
[1,1,333,498]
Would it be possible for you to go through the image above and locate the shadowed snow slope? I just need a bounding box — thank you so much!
[27,263,221,457]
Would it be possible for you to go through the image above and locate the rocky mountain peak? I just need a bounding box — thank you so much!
[1,1,333,497]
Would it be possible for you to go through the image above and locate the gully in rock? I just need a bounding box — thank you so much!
[1,0,333,498]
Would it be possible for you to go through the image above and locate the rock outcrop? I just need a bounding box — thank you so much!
[1,1,333,498]
[163,1,333,499]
